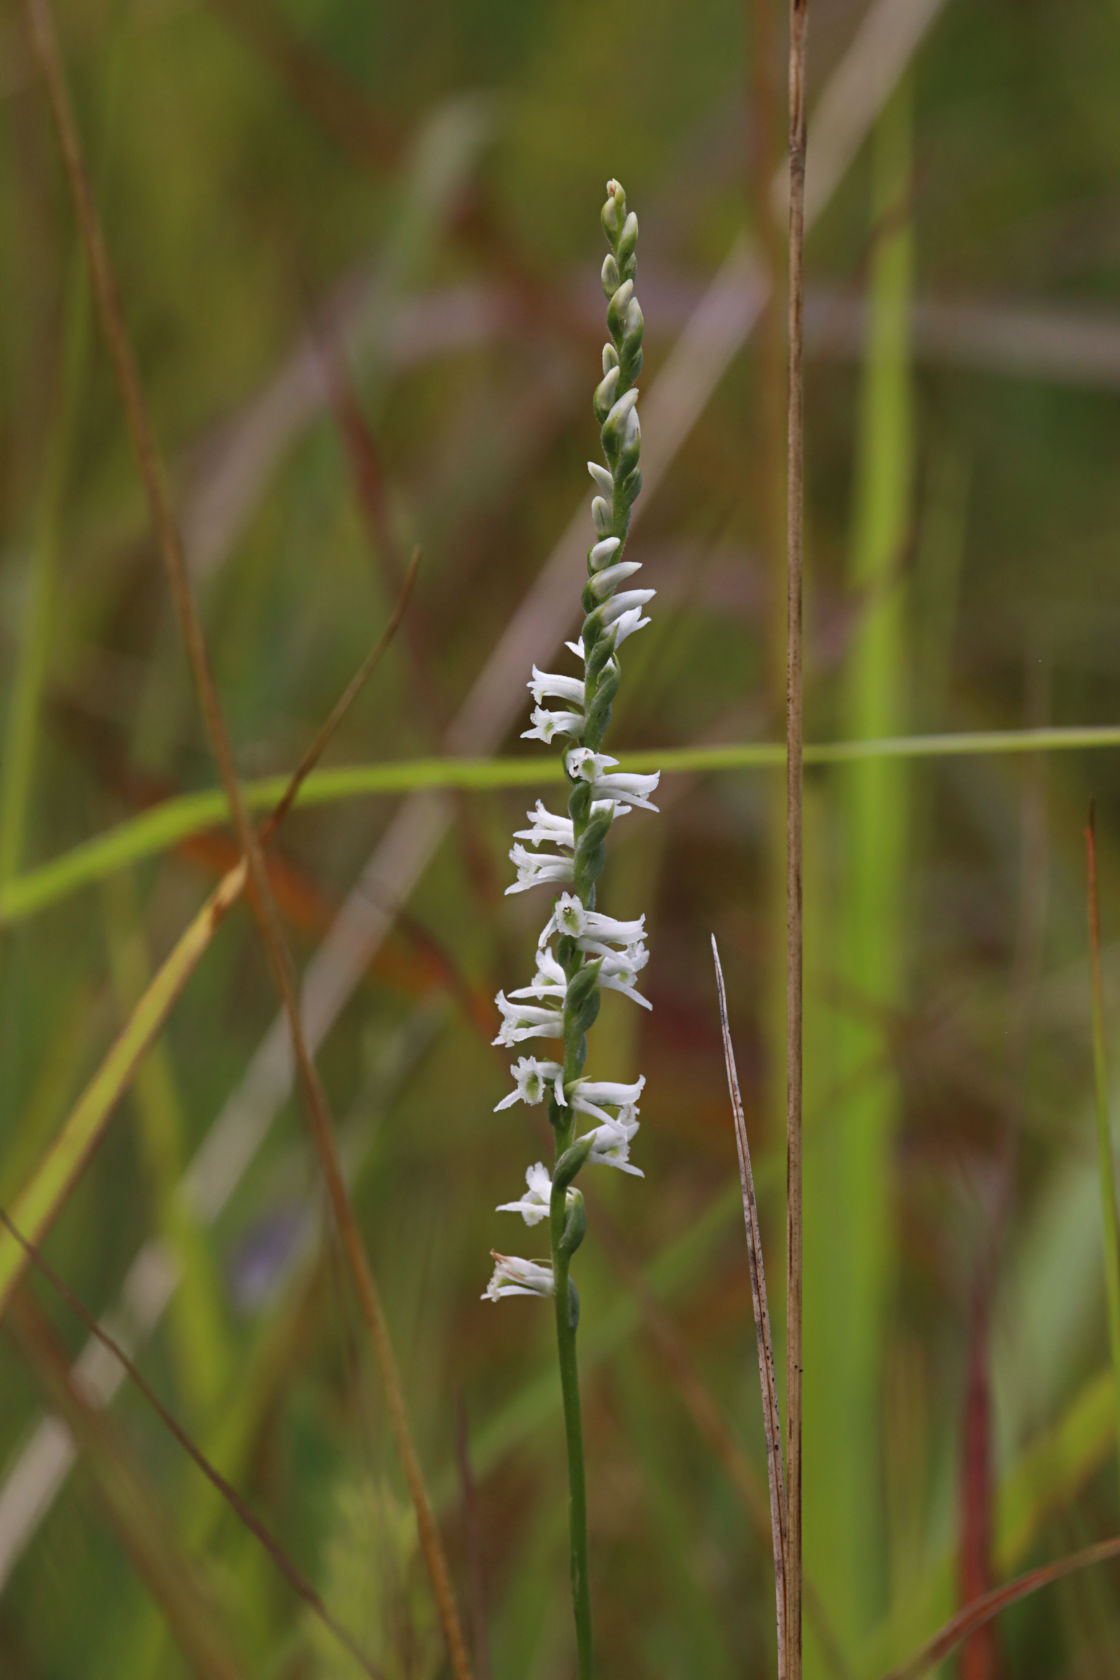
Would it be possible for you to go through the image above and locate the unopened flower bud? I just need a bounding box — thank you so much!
[593,364,620,423]
[601,179,625,241]
[606,278,634,343]
[591,495,613,536]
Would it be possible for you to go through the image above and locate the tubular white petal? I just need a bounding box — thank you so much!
[571,1076,646,1107]
[607,606,651,647]
[513,802,576,848]
[599,970,652,1009]
[505,844,574,895]
[589,769,660,812]
[601,587,656,626]
[483,1252,555,1301]
[587,462,613,496]
[587,560,643,599]
[528,665,585,707]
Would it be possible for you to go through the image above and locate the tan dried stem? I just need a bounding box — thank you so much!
[712,935,788,1679]
[19,1,472,1672]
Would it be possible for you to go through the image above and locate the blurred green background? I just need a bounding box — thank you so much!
[3,0,1120,1675]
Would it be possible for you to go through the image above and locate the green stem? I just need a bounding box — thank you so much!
[1086,806,1120,1503]
[551,1239,592,1678]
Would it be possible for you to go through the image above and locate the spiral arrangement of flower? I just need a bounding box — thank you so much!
[482,179,655,1678]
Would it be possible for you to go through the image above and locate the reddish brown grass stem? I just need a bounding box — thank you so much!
[785,3,808,1677]
[883,1534,1120,1680]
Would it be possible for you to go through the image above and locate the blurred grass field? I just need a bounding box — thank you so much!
[4,0,1120,1675]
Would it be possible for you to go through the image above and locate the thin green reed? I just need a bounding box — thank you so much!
[1086,808,1120,1506]
[483,181,656,1677]
[805,75,914,1660]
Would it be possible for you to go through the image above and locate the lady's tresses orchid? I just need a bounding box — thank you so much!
[496,1161,554,1226]
[538,891,646,951]
[494,1055,566,1110]
[566,749,660,812]
[492,992,565,1047]
[483,1253,556,1302]
[506,843,575,895]
[483,180,655,1678]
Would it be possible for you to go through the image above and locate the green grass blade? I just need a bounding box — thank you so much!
[101,870,231,1419]
[805,76,914,1654]
[0,862,247,1321]
[1085,807,1120,1500]
[6,727,1120,931]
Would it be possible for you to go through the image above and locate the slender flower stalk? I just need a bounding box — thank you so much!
[482,179,655,1679]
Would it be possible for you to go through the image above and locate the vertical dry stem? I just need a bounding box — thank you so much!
[712,936,788,1679]
[785,2,808,1676]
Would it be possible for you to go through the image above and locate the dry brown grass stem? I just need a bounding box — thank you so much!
[19,2,473,1672]
[784,2,808,1676]
[712,935,788,1679]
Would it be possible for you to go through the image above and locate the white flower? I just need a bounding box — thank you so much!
[588,537,621,570]
[483,1252,555,1301]
[598,946,652,1009]
[492,990,565,1046]
[586,561,643,600]
[512,799,627,852]
[584,1111,643,1176]
[564,603,651,660]
[565,749,660,813]
[506,843,574,895]
[608,604,652,646]
[495,1056,566,1110]
[521,706,584,745]
[602,939,648,975]
[509,946,567,1001]
[538,891,646,950]
[497,1162,554,1226]
[514,802,575,849]
[569,1079,646,1124]
[587,461,614,496]
[601,587,656,627]
[528,665,585,708]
